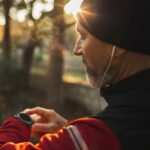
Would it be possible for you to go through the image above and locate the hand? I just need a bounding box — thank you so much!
[23,107,68,137]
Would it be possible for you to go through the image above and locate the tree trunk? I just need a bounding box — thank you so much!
[46,0,66,113]
[21,1,38,90]
[2,0,11,60]
[47,45,64,112]
[21,39,37,89]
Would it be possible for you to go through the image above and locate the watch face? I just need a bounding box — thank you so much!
[15,113,33,126]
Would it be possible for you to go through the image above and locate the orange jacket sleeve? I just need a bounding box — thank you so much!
[0,117,121,150]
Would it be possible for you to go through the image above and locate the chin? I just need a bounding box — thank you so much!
[85,66,101,88]
[86,72,102,88]
[84,57,116,88]
[85,66,112,89]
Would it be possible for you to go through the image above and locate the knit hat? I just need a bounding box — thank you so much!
[77,0,150,55]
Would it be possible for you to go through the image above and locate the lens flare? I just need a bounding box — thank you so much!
[64,0,83,16]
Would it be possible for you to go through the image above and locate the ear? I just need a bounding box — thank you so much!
[114,47,126,58]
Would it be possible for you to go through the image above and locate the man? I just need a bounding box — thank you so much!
[0,0,150,149]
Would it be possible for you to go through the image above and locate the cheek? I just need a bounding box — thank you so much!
[83,42,109,71]
[82,43,101,69]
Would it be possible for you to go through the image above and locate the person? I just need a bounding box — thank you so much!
[0,0,150,149]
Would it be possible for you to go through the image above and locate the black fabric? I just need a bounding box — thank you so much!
[77,0,150,55]
[91,69,150,150]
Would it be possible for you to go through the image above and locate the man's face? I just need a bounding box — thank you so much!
[73,23,115,88]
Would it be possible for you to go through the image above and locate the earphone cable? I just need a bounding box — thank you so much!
[96,46,116,112]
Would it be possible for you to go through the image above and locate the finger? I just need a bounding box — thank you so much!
[22,108,31,113]
[24,107,54,118]
[32,116,47,123]
[32,123,57,133]
[30,114,41,123]
[23,107,45,115]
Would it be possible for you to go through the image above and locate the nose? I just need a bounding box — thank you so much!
[73,47,82,55]
[73,41,82,56]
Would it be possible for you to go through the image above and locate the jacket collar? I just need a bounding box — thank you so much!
[101,69,150,106]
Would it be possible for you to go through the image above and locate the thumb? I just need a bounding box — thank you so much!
[32,123,57,133]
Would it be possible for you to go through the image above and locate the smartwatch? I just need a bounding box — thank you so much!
[14,112,33,127]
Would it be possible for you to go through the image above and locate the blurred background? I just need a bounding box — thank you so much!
[0,0,107,123]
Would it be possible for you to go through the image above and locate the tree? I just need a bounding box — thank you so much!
[0,0,53,95]
[2,0,53,89]
[2,0,12,60]
[46,0,68,113]
[0,0,75,113]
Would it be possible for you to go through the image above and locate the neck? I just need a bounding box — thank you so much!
[111,51,150,85]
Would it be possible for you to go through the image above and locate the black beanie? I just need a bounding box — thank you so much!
[77,0,150,55]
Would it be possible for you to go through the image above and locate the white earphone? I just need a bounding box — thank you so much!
[97,45,116,111]
[111,45,116,58]
[98,45,116,90]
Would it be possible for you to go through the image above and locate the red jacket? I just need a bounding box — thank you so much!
[0,117,120,150]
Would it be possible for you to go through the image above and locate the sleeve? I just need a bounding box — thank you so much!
[0,117,31,144]
[0,117,121,150]
[69,118,121,150]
